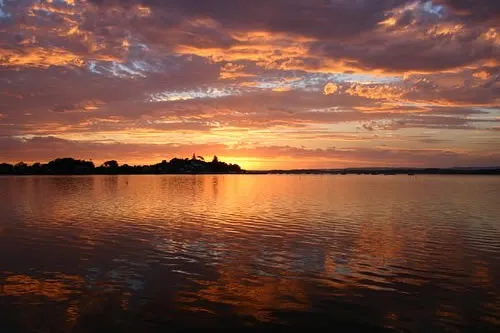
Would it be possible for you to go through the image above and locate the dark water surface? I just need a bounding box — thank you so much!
[1,175,499,331]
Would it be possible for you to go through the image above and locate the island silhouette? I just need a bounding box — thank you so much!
[0,155,243,175]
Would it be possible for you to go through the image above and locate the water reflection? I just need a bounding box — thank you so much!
[0,175,499,331]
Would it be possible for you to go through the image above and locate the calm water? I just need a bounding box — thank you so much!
[0,175,499,331]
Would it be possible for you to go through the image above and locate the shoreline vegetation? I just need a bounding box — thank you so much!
[0,155,243,175]
[0,156,499,175]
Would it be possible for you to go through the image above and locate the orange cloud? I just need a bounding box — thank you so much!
[0,47,85,68]
[346,84,404,101]
[473,71,491,80]
[323,82,339,95]
[219,63,254,80]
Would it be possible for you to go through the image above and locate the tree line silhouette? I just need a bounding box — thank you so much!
[0,155,243,175]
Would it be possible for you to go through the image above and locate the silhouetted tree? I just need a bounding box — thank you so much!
[103,160,119,168]
[14,162,27,168]
[0,163,14,174]
[211,155,219,163]
[31,162,42,174]
[14,162,28,174]
[47,158,95,174]
[229,163,242,172]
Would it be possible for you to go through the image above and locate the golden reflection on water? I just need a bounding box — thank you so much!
[0,175,499,330]
[1,274,83,300]
[183,270,309,323]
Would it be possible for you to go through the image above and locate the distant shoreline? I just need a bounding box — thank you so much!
[246,168,500,175]
[1,157,499,176]
[1,169,499,176]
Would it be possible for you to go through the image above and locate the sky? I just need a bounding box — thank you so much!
[0,0,499,170]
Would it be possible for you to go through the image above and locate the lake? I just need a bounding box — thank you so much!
[0,175,499,331]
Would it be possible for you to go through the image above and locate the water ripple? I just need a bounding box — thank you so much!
[0,175,499,331]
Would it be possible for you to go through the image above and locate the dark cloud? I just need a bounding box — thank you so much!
[406,76,500,105]
[362,123,375,131]
[310,32,498,72]
[425,107,489,115]
[88,0,412,40]
[436,0,500,23]
[418,138,449,144]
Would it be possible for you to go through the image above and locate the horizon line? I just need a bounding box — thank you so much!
[1,156,500,173]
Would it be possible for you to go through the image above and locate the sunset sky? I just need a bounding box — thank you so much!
[0,0,499,169]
